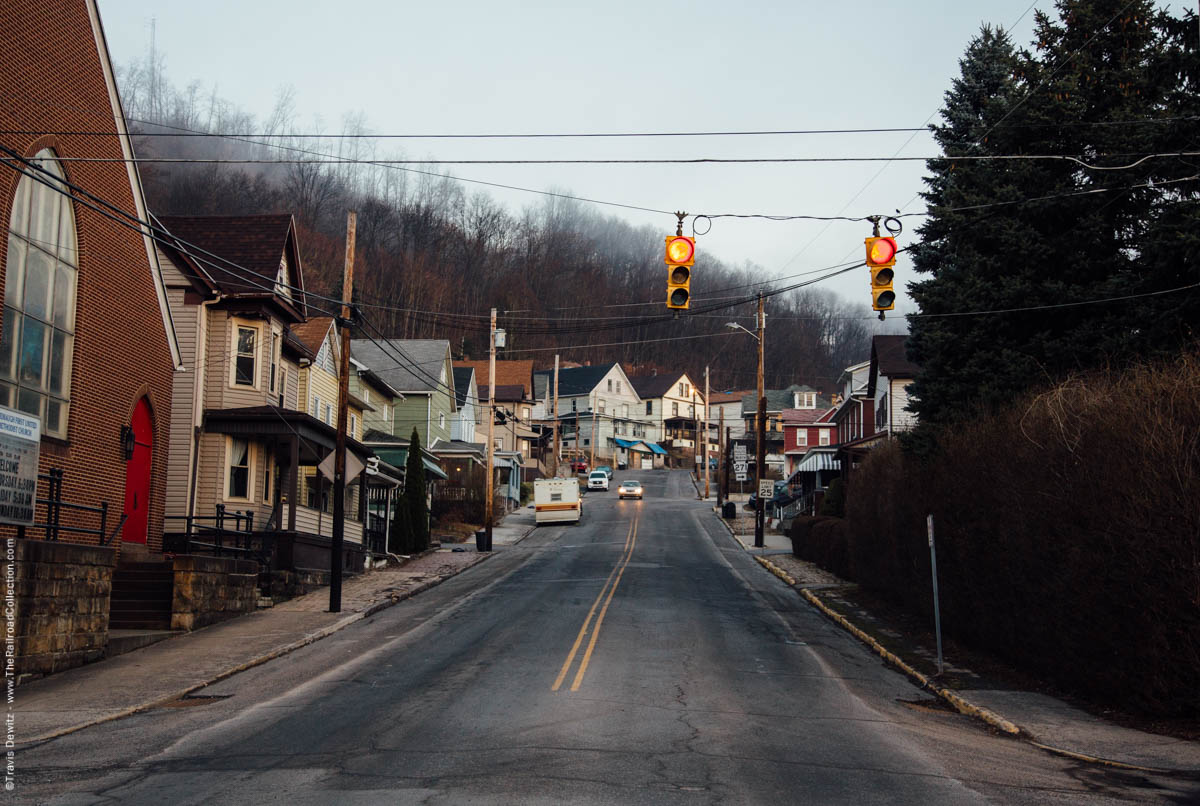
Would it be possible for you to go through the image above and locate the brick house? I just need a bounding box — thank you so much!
[0,0,182,677]
[781,407,838,478]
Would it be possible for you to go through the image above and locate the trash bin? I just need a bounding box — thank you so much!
[722,502,737,519]
[475,529,489,552]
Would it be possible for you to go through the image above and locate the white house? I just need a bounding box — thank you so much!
[534,363,650,464]
[868,335,919,437]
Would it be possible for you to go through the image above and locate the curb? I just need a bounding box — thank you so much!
[752,555,1021,736]
[22,553,495,746]
[753,554,1190,775]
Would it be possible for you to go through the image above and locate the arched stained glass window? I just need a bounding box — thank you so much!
[2,149,77,438]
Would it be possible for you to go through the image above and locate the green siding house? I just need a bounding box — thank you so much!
[349,339,457,448]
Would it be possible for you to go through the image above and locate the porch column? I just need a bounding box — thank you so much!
[288,436,299,531]
[272,441,284,529]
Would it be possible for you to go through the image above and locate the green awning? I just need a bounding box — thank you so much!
[423,457,448,480]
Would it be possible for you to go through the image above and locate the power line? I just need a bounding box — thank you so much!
[906,281,1200,319]
[20,113,676,219]
[3,115,1191,141]
[5,142,1194,353]
[41,151,1200,169]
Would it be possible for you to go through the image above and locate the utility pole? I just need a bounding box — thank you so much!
[484,307,496,551]
[552,355,560,476]
[590,396,597,469]
[755,292,766,549]
[717,408,725,507]
[724,425,732,501]
[703,366,710,500]
[330,211,355,613]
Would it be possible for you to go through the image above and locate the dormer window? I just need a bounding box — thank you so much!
[317,338,335,374]
[275,255,292,300]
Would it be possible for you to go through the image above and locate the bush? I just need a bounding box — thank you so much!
[819,478,845,517]
[520,482,533,504]
[844,350,1200,717]
[788,515,851,579]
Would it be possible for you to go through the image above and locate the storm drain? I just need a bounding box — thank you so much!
[897,696,956,715]
[159,693,234,708]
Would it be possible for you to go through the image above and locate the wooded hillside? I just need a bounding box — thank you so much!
[116,59,885,394]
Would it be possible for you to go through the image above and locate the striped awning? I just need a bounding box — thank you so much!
[795,450,840,473]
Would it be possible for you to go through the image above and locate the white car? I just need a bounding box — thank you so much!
[587,470,609,491]
[618,480,643,500]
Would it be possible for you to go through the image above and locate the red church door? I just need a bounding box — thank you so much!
[122,397,153,544]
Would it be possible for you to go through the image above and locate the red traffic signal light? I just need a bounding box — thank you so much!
[865,236,897,267]
[665,235,695,266]
[865,236,897,311]
[666,235,695,309]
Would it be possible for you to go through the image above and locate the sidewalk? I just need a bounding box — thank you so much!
[15,517,536,746]
[714,510,1200,774]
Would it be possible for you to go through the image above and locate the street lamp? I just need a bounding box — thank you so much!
[724,293,766,548]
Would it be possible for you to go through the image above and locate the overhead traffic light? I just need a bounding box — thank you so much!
[665,235,695,310]
[865,236,897,311]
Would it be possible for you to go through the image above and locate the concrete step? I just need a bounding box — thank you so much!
[108,601,170,613]
[105,629,180,658]
[108,611,172,630]
[110,578,173,594]
[112,569,174,581]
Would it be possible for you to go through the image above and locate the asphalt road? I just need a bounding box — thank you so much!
[22,470,1198,804]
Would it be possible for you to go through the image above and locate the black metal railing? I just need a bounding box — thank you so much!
[14,468,119,544]
[163,504,270,566]
[364,512,388,555]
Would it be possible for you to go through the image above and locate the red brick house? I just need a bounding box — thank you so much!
[781,407,838,477]
[0,0,181,677]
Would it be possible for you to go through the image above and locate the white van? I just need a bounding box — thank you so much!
[534,478,582,525]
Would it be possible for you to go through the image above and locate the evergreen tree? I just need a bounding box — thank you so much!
[908,3,1200,429]
[405,428,429,553]
[907,25,1045,426]
[388,496,414,556]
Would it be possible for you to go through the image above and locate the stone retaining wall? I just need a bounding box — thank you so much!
[170,555,259,631]
[4,538,116,682]
[266,568,331,601]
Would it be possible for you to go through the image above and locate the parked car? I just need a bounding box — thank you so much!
[571,459,589,474]
[745,480,790,511]
[587,470,610,491]
[618,479,643,500]
[594,465,613,480]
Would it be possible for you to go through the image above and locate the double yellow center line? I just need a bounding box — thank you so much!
[551,514,640,693]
